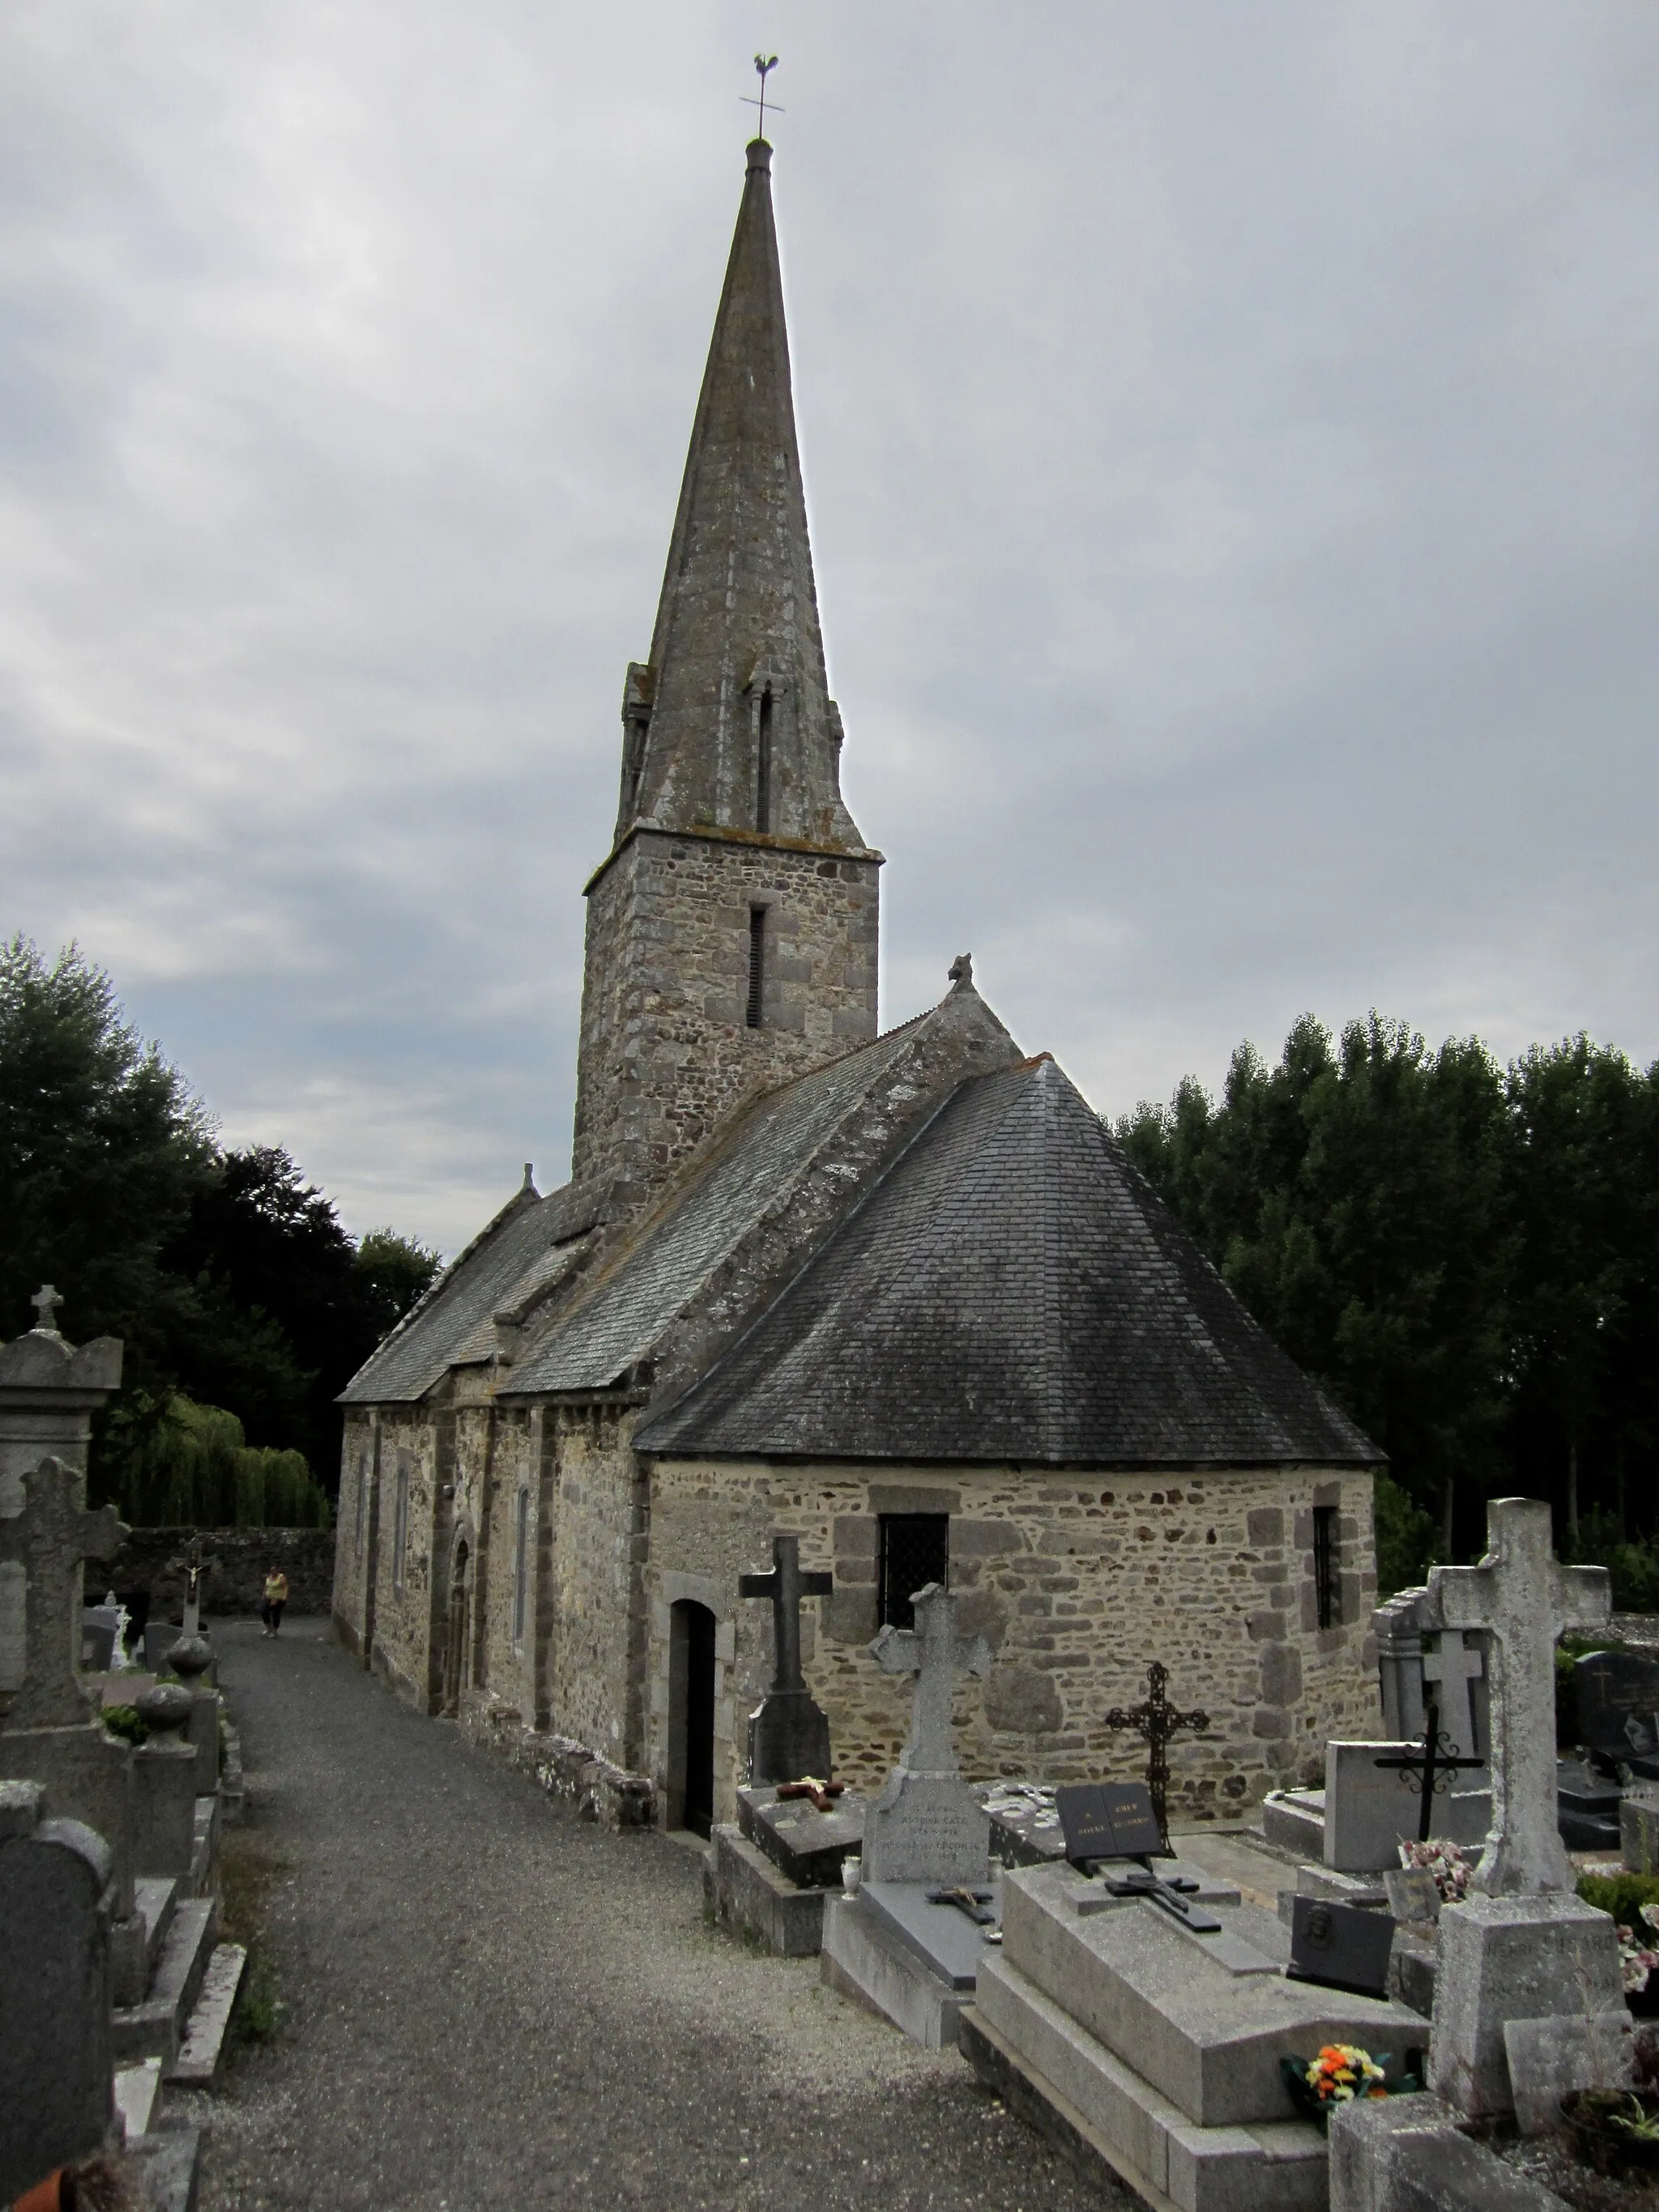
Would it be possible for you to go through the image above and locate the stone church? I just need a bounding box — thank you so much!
[331,139,1384,1835]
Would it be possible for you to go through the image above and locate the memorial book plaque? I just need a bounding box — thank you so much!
[1056,1780,1164,1866]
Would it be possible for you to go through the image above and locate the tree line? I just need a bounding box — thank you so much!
[1116,1013,1659,1599]
[0,936,441,1524]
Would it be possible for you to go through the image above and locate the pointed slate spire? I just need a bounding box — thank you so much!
[614,141,866,853]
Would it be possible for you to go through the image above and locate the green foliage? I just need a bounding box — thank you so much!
[1374,1473,1440,1597]
[1120,1016,1659,1554]
[101,1704,149,1747]
[113,1394,331,1528]
[1,937,441,1509]
[1579,1869,1659,1928]
[1569,1510,1659,1614]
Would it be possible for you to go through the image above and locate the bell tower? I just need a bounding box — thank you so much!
[571,139,881,1211]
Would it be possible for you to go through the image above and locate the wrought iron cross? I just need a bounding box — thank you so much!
[741,53,784,138]
[1104,1660,1209,1853]
[739,1534,831,1696]
[1373,1699,1486,1844]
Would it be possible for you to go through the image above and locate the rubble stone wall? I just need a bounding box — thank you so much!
[99,1524,337,1619]
[646,1458,1380,1828]
[570,828,880,1208]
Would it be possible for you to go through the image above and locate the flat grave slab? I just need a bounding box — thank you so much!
[858,1876,1001,1990]
[1000,1860,1427,2129]
[736,1784,863,1890]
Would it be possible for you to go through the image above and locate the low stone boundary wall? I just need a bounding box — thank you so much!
[87,1527,335,1620]
[462,1703,655,1831]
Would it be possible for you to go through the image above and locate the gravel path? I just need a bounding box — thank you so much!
[186,1618,1118,2211]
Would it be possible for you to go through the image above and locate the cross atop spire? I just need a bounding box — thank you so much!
[611,134,865,855]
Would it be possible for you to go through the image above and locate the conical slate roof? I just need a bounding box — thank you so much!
[634,1055,1383,1466]
[619,140,864,852]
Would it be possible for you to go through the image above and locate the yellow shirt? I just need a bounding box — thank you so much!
[264,1574,288,1603]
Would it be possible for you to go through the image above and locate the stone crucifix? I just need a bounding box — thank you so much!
[1427,1496,1609,1895]
[870,1582,991,1778]
[739,1534,834,1784]
[168,1531,220,1637]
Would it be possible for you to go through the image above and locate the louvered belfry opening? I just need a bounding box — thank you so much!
[746,907,766,1029]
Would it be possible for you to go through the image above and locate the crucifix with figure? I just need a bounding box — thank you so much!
[1427,1496,1610,1894]
[1104,1660,1209,1855]
[739,1533,834,1784]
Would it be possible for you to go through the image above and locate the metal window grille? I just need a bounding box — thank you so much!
[513,1488,530,1643]
[393,1456,411,1592]
[879,1515,950,1630]
[1313,1505,1340,1629]
[756,686,774,833]
[746,907,766,1029]
[354,1449,368,1554]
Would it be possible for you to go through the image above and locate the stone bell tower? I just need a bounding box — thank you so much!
[570,138,881,1212]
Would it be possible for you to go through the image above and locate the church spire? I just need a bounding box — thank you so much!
[613,139,865,853]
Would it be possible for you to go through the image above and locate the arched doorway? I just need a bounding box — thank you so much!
[441,1540,470,1718]
[667,1599,717,1837]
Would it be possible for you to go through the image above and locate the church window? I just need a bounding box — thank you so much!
[353,1446,367,1554]
[746,906,766,1029]
[393,1451,411,1593]
[879,1515,949,1631]
[1313,1504,1340,1628]
[513,1487,530,1644]
[756,684,774,833]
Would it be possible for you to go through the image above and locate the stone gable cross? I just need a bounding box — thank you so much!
[1427,1496,1609,1895]
[740,1535,831,1696]
[870,1583,991,1778]
[0,1455,125,1729]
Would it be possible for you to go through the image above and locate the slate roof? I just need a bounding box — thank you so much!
[498,1012,933,1398]
[633,1055,1383,1467]
[338,1178,603,1406]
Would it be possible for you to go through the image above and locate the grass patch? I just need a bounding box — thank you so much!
[216,1826,292,2053]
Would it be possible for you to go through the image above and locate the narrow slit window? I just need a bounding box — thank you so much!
[756,685,773,833]
[1313,1504,1340,1629]
[746,906,766,1029]
[513,1487,530,1643]
[392,1453,411,1592]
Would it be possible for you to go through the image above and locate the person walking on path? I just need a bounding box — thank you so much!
[261,1567,288,1636]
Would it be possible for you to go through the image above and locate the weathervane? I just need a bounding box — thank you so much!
[741,53,783,139]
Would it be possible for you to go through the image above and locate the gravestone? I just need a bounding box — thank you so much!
[0,1289,123,1512]
[1372,1588,1429,1742]
[1102,1660,1207,1853]
[1623,1782,1659,1874]
[1424,1498,1626,2120]
[861,1583,992,1884]
[737,1780,862,1888]
[0,1455,135,1918]
[1576,1648,1659,1769]
[738,1535,834,1785]
[1503,2013,1634,2137]
[1424,1629,1490,1765]
[1324,1739,1490,1870]
[0,1779,114,2201]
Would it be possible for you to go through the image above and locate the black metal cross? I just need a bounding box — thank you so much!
[739,1534,831,1696]
[1373,1699,1486,1844]
[1104,1660,1209,1854]
[740,53,784,138]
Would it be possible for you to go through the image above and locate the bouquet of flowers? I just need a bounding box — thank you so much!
[1280,2044,1393,2130]
[1398,1838,1473,1903]
[1617,1906,1659,1996]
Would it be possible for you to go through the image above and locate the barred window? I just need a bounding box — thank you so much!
[879,1515,950,1631]
[513,1487,530,1644]
[1313,1505,1340,1629]
[746,907,766,1029]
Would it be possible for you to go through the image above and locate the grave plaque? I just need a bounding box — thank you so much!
[1286,1894,1396,1999]
[1503,2013,1635,2137]
[1576,1649,1659,1768]
[1056,1781,1165,1866]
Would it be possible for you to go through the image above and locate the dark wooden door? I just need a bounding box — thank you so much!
[683,1603,716,1839]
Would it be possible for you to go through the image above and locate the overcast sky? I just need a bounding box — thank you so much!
[4,3,1657,1253]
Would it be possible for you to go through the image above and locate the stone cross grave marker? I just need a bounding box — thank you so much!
[739,1534,834,1784]
[1427,1496,1610,1895]
[0,1456,124,1728]
[862,1583,992,1885]
[29,1285,63,1335]
[1104,1659,1209,1854]
[871,1581,990,1779]
[1423,1628,1487,1762]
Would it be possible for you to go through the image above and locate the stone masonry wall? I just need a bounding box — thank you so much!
[570,828,879,1208]
[646,1459,1380,1831]
[95,1525,336,1619]
[542,1402,650,1768]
